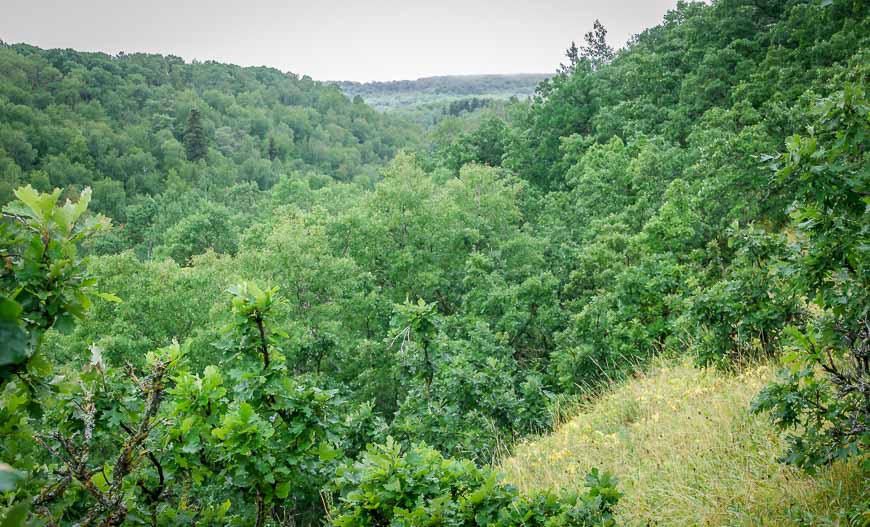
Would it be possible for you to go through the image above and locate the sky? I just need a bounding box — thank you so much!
[1,0,679,82]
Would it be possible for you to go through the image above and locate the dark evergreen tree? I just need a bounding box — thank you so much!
[267,137,278,161]
[184,108,207,162]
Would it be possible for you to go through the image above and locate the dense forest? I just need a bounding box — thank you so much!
[1,0,868,526]
[0,44,419,261]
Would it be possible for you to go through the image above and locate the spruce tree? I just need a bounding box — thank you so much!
[267,137,278,161]
[184,108,207,161]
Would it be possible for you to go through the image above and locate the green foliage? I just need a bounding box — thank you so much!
[161,282,347,525]
[330,439,619,527]
[0,42,418,260]
[441,117,508,173]
[559,19,614,75]
[3,0,869,524]
[0,186,183,526]
[1,186,110,338]
[0,185,110,392]
[390,297,438,392]
[0,191,345,526]
[752,78,869,472]
[30,342,185,525]
[0,245,348,526]
[689,223,802,367]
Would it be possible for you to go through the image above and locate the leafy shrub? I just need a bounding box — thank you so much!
[689,223,802,367]
[0,191,350,525]
[159,281,347,525]
[752,79,869,471]
[330,438,620,527]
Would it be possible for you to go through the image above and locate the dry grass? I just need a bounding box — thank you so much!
[498,358,867,526]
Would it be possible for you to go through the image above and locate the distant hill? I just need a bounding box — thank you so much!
[334,73,550,125]
[336,73,548,97]
[0,41,420,238]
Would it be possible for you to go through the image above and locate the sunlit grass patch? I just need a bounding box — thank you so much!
[498,358,866,526]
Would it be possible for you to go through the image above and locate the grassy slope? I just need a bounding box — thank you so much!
[499,359,866,526]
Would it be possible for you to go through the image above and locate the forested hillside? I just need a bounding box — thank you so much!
[0,43,419,259]
[335,74,548,126]
[336,74,548,108]
[1,0,868,526]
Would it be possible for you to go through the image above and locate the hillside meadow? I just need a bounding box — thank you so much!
[500,359,868,526]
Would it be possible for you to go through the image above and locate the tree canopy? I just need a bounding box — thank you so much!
[1,0,868,525]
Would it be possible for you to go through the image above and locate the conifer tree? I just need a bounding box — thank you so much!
[267,137,278,161]
[184,108,207,161]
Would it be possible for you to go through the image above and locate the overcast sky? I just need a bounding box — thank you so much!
[2,0,679,82]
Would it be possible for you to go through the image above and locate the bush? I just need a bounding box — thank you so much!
[329,439,620,527]
[751,80,869,472]
[689,224,802,367]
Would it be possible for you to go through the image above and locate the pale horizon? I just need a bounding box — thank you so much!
[1,0,680,82]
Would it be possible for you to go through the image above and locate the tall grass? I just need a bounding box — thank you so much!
[498,359,867,526]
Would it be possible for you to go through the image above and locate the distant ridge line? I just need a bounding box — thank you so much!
[334,73,550,87]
